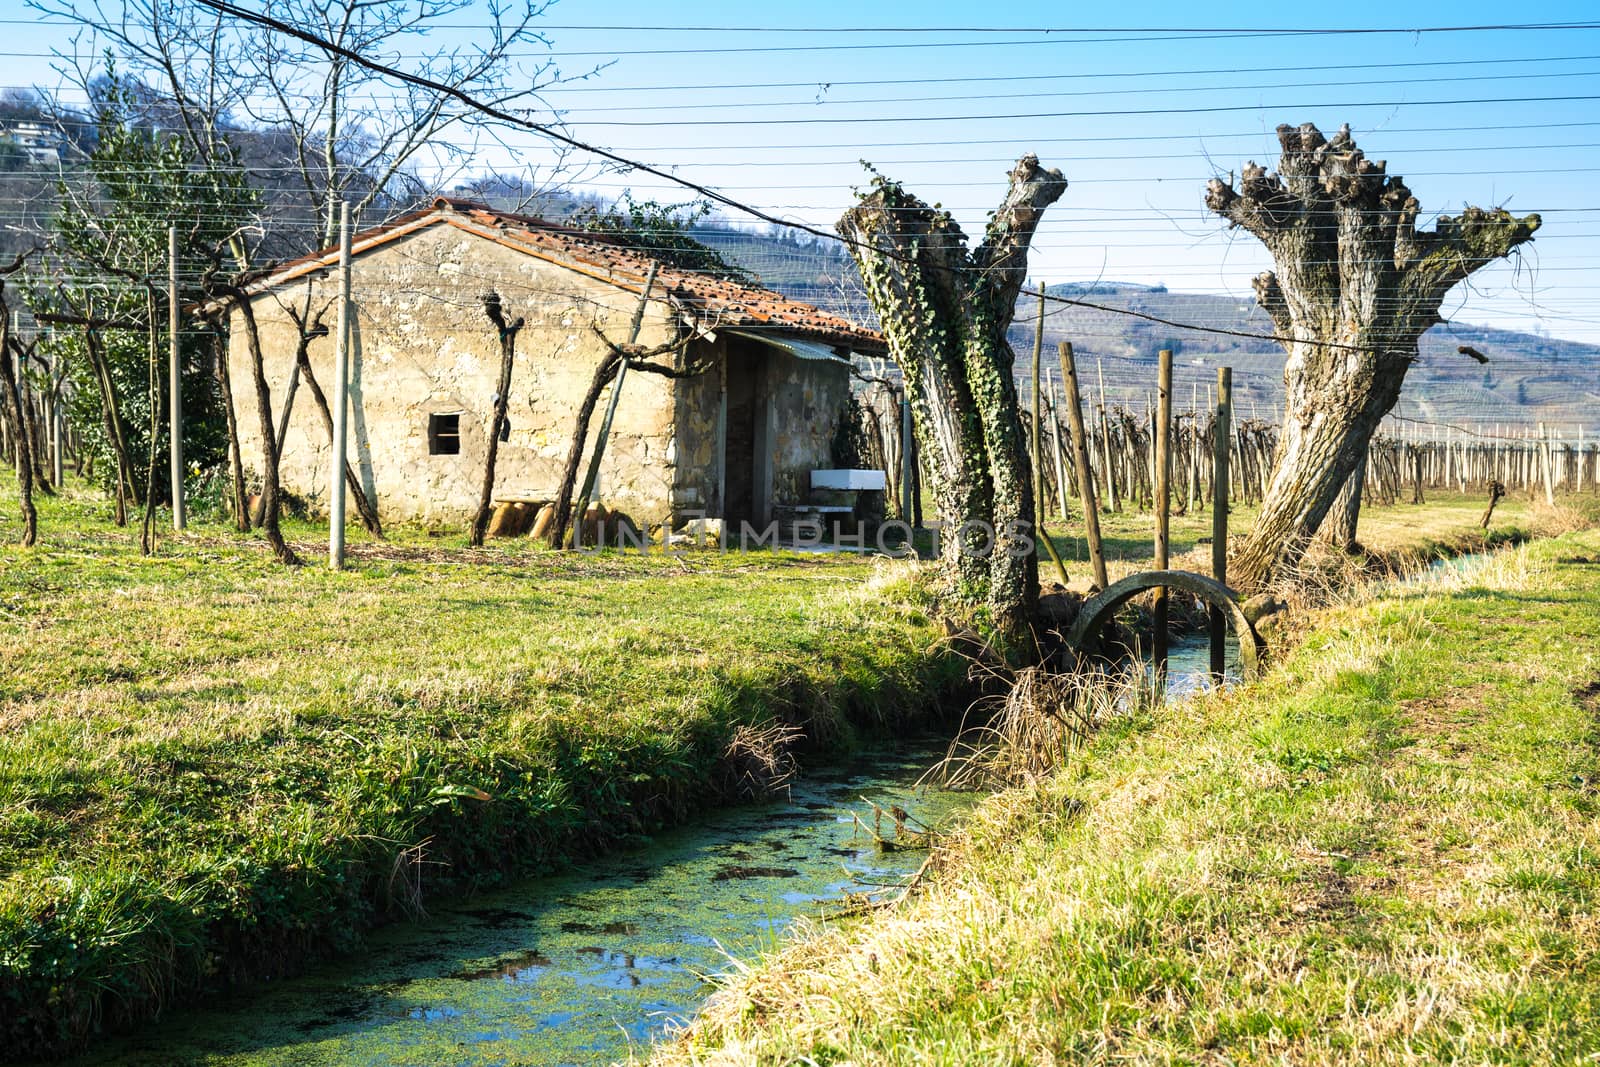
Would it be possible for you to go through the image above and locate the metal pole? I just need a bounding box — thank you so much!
[899,392,913,526]
[329,201,352,569]
[1210,367,1232,684]
[1154,349,1172,681]
[168,226,185,530]
[51,353,63,488]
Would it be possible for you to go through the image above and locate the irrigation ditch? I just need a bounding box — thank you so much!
[31,520,1547,1067]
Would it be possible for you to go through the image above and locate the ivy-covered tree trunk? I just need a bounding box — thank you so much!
[0,257,37,545]
[1206,123,1539,591]
[838,156,1066,634]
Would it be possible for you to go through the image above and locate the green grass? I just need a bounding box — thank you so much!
[1044,489,1546,588]
[0,488,961,1057]
[0,476,1575,1059]
[656,529,1600,1065]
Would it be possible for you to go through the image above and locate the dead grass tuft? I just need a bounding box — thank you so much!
[719,720,802,800]
[932,663,1150,789]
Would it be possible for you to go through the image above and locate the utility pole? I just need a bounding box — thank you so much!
[329,202,353,569]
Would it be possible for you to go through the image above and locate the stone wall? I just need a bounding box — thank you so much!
[229,223,684,527]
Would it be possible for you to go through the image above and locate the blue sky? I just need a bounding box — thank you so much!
[6,0,1600,345]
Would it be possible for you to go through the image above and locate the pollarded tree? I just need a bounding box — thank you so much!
[1206,122,1538,591]
[838,156,1066,635]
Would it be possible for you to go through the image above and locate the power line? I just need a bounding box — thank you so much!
[38,1,1551,358]
[14,17,1600,34]
[585,119,1600,153]
[551,67,1600,115]
[553,92,1600,128]
[16,51,1600,102]
[534,51,1600,95]
[428,21,1600,34]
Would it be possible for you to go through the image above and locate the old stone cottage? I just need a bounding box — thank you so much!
[225,198,885,532]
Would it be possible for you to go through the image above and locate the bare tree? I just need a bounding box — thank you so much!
[469,291,522,548]
[837,157,1066,635]
[35,0,596,255]
[202,271,300,565]
[282,297,382,537]
[1206,122,1538,591]
[0,253,39,546]
[547,328,708,549]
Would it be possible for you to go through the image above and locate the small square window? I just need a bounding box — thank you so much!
[428,412,461,455]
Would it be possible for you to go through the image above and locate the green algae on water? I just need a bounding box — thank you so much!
[53,743,973,1067]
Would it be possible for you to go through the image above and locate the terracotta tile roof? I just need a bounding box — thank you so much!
[239,197,885,353]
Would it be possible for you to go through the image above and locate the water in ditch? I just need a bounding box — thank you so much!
[1163,630,1241,700]
[60,637,1243,1067]
[62,742,975,1067]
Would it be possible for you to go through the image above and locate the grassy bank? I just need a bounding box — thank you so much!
[0,479,1567,1058]
[657,528,1600,1065]
[1046,489,1546,589]
[0,490,961,1058]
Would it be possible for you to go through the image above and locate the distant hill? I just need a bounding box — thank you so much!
[1014,283,1600,433]
[695,225,1599,434]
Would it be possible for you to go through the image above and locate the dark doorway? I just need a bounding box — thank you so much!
[723,351,759,526]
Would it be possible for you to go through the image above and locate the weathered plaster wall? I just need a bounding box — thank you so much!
[229,223,683,526]
[671,335,726,521]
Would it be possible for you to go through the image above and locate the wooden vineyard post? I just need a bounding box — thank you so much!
[1541,423,1556,507]
[1031,288,1044,520]
[1030,288,1068,585]
[1096,357,1120,513]
[50,352,63,488]
[1046,371,1070,523]
[1210,366,1232,684]
[1153,349,1172,680]
[1059,342,1108,591]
